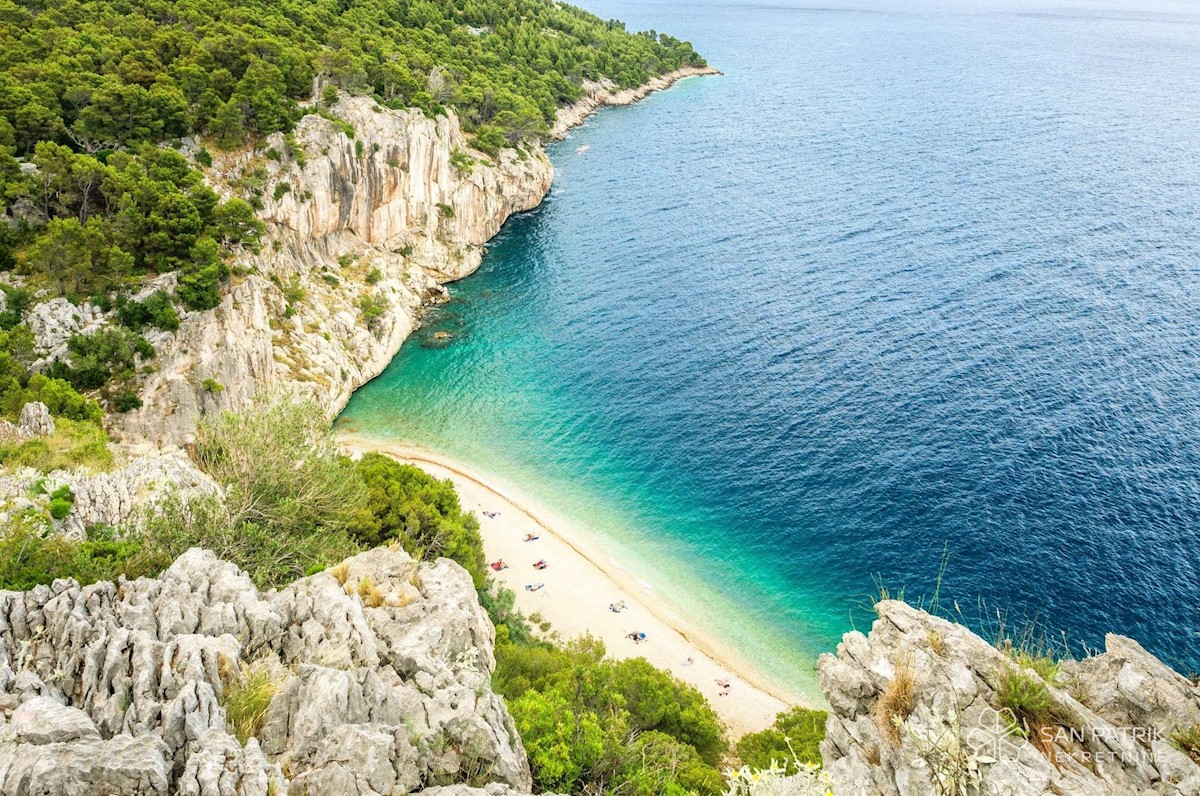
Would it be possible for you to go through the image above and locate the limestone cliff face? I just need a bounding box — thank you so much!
[0,547,537,796]
[818,601,1200,795]
[111,98,552,443]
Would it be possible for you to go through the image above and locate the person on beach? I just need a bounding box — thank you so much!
[683,657,694,667]
[526,583,544,592]
[490,559,507,571]
[523,533,539,542]
[609,601,626,613]
[533,560,547,570]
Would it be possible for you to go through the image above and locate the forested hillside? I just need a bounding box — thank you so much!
[0,0,704,420]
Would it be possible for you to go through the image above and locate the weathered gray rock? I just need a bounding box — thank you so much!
[16,403,53,437]
[819,600,1200,795]
[0,547,531,795]
[0,734,172,795]
[10,696,99,744]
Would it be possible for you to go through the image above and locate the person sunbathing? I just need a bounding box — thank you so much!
[525,583,544,592]
[490,560,508,571]
[523,533,539,542]
[533,560,547,570]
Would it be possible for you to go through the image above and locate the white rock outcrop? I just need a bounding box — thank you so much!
[819,600,1200,796]
[0,546,534,796]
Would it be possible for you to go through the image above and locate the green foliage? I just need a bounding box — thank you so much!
[349,452,486,586]
[116,290,180,332]
[137,490,361,588]
[272,182,291,201]
[201,378,224,393]
[365,267,383,285]
[358,292,388,329]
[0,517,145,591]
[436,202,456,219]
[735,706,828,774]
[47,484,75,520]
[0,417,113,472]
[494,637,726,794]
[0,0,703,158]
[48,327,154,409]
[194,400,367,535]
[450,149,474,174]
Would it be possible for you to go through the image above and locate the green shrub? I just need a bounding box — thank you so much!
[195,148,213,168]
[0,518,145,591]
[436,202,455,219]
[350,452,486,586]
[194,400,366,534]
[117,291,180,332]
[358,293,387,329]
[495,637,726,794]
[112,389,142,412]
[0,372,103,424]
[48,497,72,520]
[49,328,153,393]
[735,706,827,773]
[137,492,360,588]
[365,268,383,285]
[201,378,225,393]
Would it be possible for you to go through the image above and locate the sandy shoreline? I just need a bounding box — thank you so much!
[340,435,804,738]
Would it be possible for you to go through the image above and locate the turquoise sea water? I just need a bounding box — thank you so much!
[341,0,1200,692]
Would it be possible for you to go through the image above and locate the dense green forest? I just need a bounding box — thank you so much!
[0,0,704,417]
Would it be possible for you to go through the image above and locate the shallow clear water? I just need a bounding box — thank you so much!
[341,0,1200,690]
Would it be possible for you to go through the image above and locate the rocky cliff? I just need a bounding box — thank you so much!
[0,546,539,796]
[819,600,1200,795]
[110,97,552,443]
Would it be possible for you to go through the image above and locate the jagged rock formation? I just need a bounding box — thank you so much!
[0,445,219,538]
[0,401,54,442]
[110,97,553,444]
[819,600,1200,795]
[0,546,536,796]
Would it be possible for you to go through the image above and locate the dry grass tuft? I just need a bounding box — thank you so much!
[927,629,946,656]
[220,658,281,743]
[876,649,917,744]
[357,576,384,608]
[329,562,349,586]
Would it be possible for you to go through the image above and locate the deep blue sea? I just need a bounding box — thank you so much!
[341,0,1200,694]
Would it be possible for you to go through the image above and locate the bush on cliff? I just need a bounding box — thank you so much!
[492,635,727,794]
[194,400,367,533]
[734,705,827,773]
[349,452,487,587]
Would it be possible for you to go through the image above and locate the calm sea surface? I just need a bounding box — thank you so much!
[341,0,1200,692]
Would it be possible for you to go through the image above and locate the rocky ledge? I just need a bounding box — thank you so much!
[819,600,1200,795]
[0,546,538,796]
